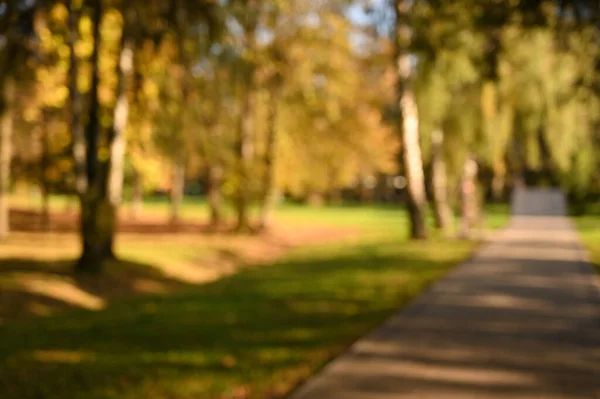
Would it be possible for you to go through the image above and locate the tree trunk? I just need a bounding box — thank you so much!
[79,196,115,273]
[235,1,261,233]
[40,110,50,230]
[170,161,185,224]
[40,185,50,231]
[460,154,479,239]
[203,56,224,229]
[327,165,342,206]
[431,130,453,237]
[492,175,505,202]
[492,160,506,202]
[235,83,255,232]
[395,0,428,240]
[106,126,125,207]
[76,0,112,274]
[171,0,190,228]
[102,29,135,259]
[0,78,15,240]
[130,169,143,219]
[68,0,87,198]
[358,173,376,203]
[206,119,224,228]
[307,192,325,207]
[327,189,342,206]
[207,164,223,228]
[258,86,281,231]
[108,39,133,208]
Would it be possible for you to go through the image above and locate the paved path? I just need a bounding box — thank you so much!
[289,189,600,399]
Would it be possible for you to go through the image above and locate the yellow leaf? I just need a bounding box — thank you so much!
[51,4,69,24]
[79,16,92,35]
[24,108,40,123]
[55,85,69,106]
[76,41,94,58]
[58,44,70,60]
[143,81,159,100]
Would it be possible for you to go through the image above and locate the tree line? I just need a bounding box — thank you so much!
[0,0,598,273]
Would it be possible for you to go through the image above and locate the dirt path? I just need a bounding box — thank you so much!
[289,188,600,398]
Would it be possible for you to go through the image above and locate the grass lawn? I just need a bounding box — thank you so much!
[573,209,600,273]
[0,201,509,399]
[11,194,510,231]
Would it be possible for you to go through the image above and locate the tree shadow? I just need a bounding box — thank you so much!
[0,257,195,322]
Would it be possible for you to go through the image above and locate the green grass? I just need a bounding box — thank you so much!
[0,202,509,399]
[483,203,510,230]
[0,240,476,399]
[10,194,510,232]
[573,208,600,273]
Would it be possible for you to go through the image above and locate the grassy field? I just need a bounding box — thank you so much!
[11,194,510,230]
[0,199,509,399]
[573,205,600,272]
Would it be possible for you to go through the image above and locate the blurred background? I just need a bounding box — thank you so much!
[0,0,598,398]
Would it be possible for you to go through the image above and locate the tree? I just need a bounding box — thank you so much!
[394,0,427,239]
[430,130,453,236]
[270,7,396,206]
[76,0,108,273]
[192,55,230,228]
[76,0,136,270]
[459,153,479,238]
[103,5,137,256]
[68,0,86,201]
[0,77,15,239]
[0,0,37,239]
[256,2,291,230]
[258,79,282,230]
[412,0,484,234]
[230,0,263,231]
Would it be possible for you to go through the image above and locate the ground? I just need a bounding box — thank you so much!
[0,197,508,399]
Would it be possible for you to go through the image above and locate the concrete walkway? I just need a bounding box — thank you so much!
[289,189,600,399]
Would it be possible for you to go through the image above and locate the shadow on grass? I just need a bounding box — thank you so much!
[0,257,193,321]
[0,239,474,399]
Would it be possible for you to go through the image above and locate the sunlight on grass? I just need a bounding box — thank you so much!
[484,204,510,230]
[31,350,97,364]
[574,212,600,272]
[18,275,106,310]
